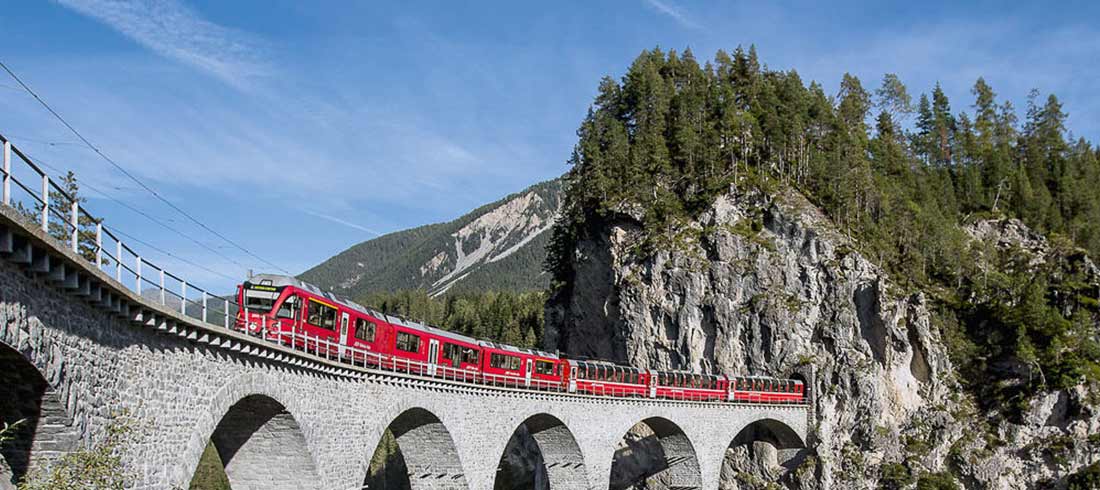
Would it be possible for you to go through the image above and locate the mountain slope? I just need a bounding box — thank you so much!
[299,178,562,298]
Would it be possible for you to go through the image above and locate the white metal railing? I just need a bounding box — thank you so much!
[0,133,808,407]
[0,134,239,330]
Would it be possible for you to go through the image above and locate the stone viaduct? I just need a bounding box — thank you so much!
[0,202,809,490]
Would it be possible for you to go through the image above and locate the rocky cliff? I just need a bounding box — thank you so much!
[545,185,1100,489]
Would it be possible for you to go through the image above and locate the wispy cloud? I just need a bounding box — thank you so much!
[55,0,270,89]
[303,210,381,236]
[643,0,702,30]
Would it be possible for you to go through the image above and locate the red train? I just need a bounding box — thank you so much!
[236,275,806,404]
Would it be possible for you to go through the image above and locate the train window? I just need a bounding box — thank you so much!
[442,342,459,361]
[275,296,299,319]
[535,360,555,375]
[461,347,479,365]
[354,318,376,342]
[306,299,337,330]
[395,331,421,353]
[244,288,278,312]
[490,353,521,371]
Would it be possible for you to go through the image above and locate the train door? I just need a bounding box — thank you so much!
[428,338,440,377]
[648,370,657,398]
[338,312,350,358]
[568,365,577,393]
[524,359,533,387]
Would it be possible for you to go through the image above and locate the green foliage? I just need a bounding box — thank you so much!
[549,45,1100,416]
[188,441,230,490]
[360,289,547,349]
[1068,462,1100,490]
[879,462,914,490]
[17,417,133,490]
[366,429,410,490]
[916,472,960,490]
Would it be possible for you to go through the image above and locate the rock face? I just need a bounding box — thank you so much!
[545,186,1100,489]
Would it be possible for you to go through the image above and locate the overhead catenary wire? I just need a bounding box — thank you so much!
[23,150,250,280]
[0,58,291,274]
[109,227,239,283]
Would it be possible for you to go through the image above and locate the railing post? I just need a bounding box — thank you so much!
[115,240,122,281]
[135,256,142,294]
[223,298,229,329]
[70,201,78,253]
[40,174,49,232]
[159,269,165,305]
[201,291,208,323]
[95,223,102,267]
[2,140,9,205]
[180,280,187,314]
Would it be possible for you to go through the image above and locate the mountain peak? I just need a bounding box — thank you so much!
[299,178,562,299]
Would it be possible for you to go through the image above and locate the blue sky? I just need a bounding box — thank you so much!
[1,0,1097,293]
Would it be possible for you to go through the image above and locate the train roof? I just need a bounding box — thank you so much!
[477,341,559,359]
[247,274,372,311]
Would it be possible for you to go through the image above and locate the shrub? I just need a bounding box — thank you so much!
[880,463,913,490]
[916,472,960,490]
[17,417,133,490]
[1068,463,1100,490]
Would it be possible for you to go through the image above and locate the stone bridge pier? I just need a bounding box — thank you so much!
[0,206,809,490]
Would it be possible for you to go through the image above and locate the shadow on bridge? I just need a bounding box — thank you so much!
[720,418,812,488]
[609,417,702,490]
[365,407,467,490]
[196,394,321,490]
[0,342,79,490]
[493,413,585,490]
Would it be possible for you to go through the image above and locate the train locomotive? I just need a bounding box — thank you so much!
[236,274,806,404]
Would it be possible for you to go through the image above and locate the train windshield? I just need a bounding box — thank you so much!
[243,286,281,313]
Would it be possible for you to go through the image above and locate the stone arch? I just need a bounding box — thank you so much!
[609,417,702,490]
[0,339,78,489]
[720,418,808,487]
[181,373,323,490]
[365,407,467,490]
[493,413,586,490]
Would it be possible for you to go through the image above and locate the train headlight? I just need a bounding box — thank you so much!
[248,322,258,332]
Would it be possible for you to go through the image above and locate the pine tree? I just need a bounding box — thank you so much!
[874,73,913,121]
[930,83,956,167]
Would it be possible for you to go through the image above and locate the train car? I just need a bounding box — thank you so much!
[234,274,808,405]
[565,360,649,397]
[383,316,483,378]
[478,342,563,389]
[729,376,805,404]
[650,370,727,401]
